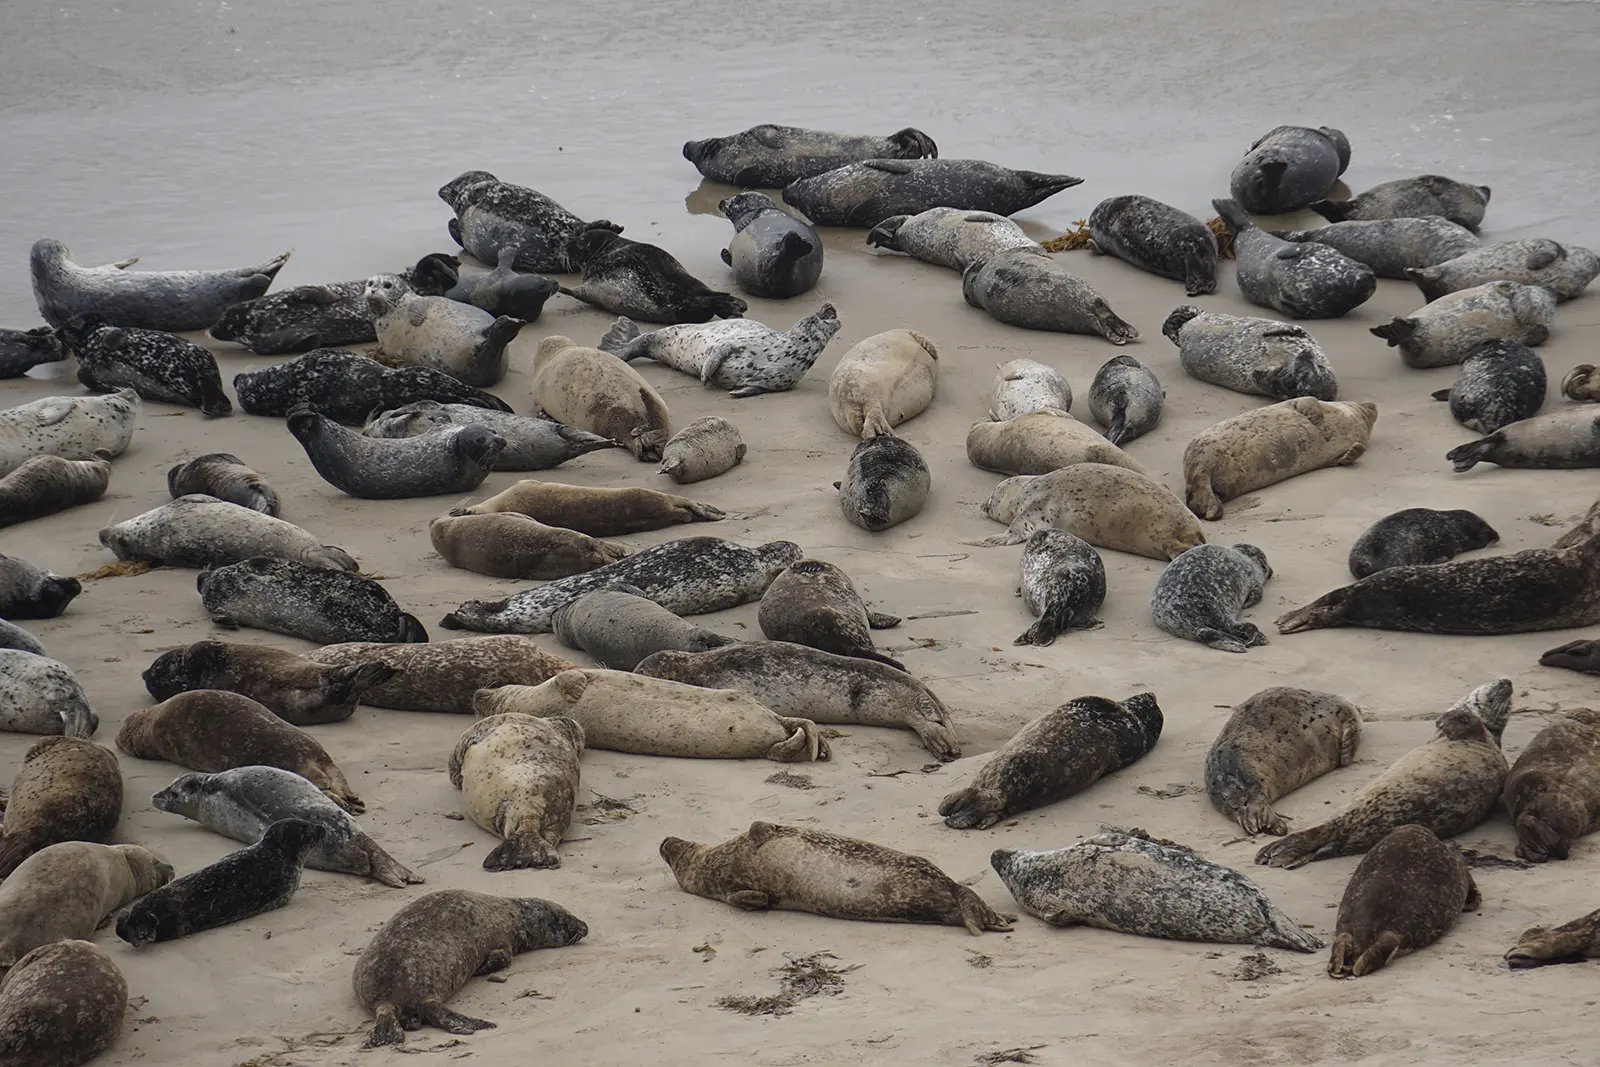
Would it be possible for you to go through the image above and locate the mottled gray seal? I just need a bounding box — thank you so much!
[992,831,1321,951]
[0,649,97,738]
[867,207,1038,272]
[30,237,289,331]
[437,170,619,274]
[1087,194,1218,295]
[1212,198,1376,319]
[99,495,358,571]
[962,247,1139,343]
[450,479,724,536]
[1407,238,1600,303]
[442,538,801,634]
[561,227,746,324]
[354,890,588,1047]
[365,273,526,388]
[142,640,397,726]
[970,464,1206,559]
[829,329,938,438]
[1329,824,1478,978]
[0,454,110,530]
[1312,174,1491,231]
[1183,398,1379,520]
[1430,340,1546,434]
[717,192,822,298]
[0,621,43,656]
[938,693,1162,829]
[0,737,122,880]
[552,588,734,671]
[362,401,616,471]
[1229,125,1350,215]
[0,843,171,968]
[1347,508,1499,579]
[1088,355,1164,446]
[443,247,560,320]
[306,637,574,714]
[782,158,1082,228]
[1255,680,1509,868]
[1505,908,1600,969]
[198,556,428,644]
[449,713,584,870]
[286,405,503,499]
[530,335,671,461]
[166,453,278,515]
[1013,529,1105,646]
[1446,407,1600,472]
[988,358,1071,420]
[0,554,81,619]
[660,822,1010,933]
[967,409,1146,477]
[600,304,841,397]
[660,416,746,483]
[1206,687,1362,836]
[430,513,627,580]
[1164,306,1337,401]
[838,434,929,531]
[1151,543,1273,653]
[1501,707,1600,862]
[0,388,138,478]
[683,124,939,187]
[233,348,512,423]
[0,940,127,1066]
[1269,217,1480,279]
[758,559,903,669]
[0,327,66,379]
[1370,281,1556,369]
[57,316,230,416]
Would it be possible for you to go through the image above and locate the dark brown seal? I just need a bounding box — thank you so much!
[756,559,903,669]
[1205,687,1363,835]
[0,737,122,881]
[0,940,127,1066]
[1505,907,1600,968]
[1540,639,1600,675]
[450,479,724,537]
[1501,707,1600,862]
[1329,824,1478,978]
[428,513,627,580]
[306,637,576,714]
[142,640,398,726]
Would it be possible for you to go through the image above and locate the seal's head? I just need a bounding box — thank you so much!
[363,274,410,317]
[207,301,257,343]
[117,844,175,892]
[150,771,208,818]
[513,897,589,949]
[1317,127,1352,174]
[1231,544,1273,583]
[28,238,70,276]
[20,574,81,619]
[284,404,324,444]
[659,836,701,871]
[1160,305,1204,346]
[758,542,806,574]
[56,314,113,354]
[682,137,723,166]
[438,170,497,209]
[115,907,161,948]
[261,817,328,860]
[456,425,508,470]
[718,191,780,229]
[888,127,939,160]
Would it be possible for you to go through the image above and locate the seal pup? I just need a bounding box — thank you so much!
[600,304,841,397]
[233,348,512,423]
[1312,175,1491,231]
[1151,544,1273,653]
[307,637,575,714]
[1346,508,1499,579]
[478,672,829,762]
[0,737,122,880]
[364,274,526,388]
[552,588,735,671]
[0,621,43,657]
[430,513,627,580]
[0,455,110,529]
[717,192,822,298]
[1505,908,1600,969]
[988,358,1071,420]
[1013,529,1105,646]
[1370,281,1556,369]
[683,124,939,186]
[362,401,616,471]
[30,237,289,331]
[838,434,929,531]
[99,495,358,571]
[198,556,428,644]
[0,555,81,619]
[451,480,723,536]
[1212,198,1376,319]
[1086,194,1219,295]
[0,327,66,379]
[437,170,619,273]
[1501,708,1600,862]
[286,406,503,499]
[354,890,588,1047]
[992,831,1321,951]
[448,713,583,870]
[1446,407,1600,472]
[1406,238,1600,302]
[1269,217,1480,278]
[0,650,97,738]
[1229,125,1350,214]
[561,227,746,324]
[530,336,671,461]
[116,818,325,946]
[660,822,1010,934]
[829,329,938,438]
[782,159,1083,227]
[0,388,138,478]
[939,693,1162,829]
[1087,355,1163,445]
[1205,687,1363,836]
[1430,340,1546,434]
[1163,306,1338,401]
[867,207,1038,273]
[443,247,560,320]
[635,642,960,760]
[1183,398,1378,520]
[969,464,1206,560]
[116,689,364,813]
[167,453,278,515]
[1329,825,1479,978]
[0,940,127,1066]
[0,843,172,967]
[142,640,397,726]
[1255,680,1510,868]
[758,559,903,669]
[967,409,1146,477]
[962,247,1140,343]
[57,316,231,416]
[660,416,746,483]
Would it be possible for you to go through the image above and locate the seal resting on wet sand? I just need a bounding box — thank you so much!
[364,273,526,388]
[783,159,1082,228]
[1088,355,1164,446]
[449,713,584,870]
[306,636,575,714]
[1206,687,1362,836]
[967,409,1145,477]
[987,358,1071,420]
[286,406,504,499]
[1500,708,1600,862]
[552,589,734,672]
[1212,198,1376,319]
[867,207,1038,273]
[1312,174,1491,231]
[660,417,746,484]
[0,327,67,379]
[0,649,98,738]
[837,433,929,531]
[717,191,823,298]
[1164,306,1337,402]
[1329,824,1479,978]
[166,453,279,515]
[1505,908,1600,968]
[1446,407,1600,472]
[437,170,619,274]
[141,640,398,726]
[969,463,1206,560]
[0,388,139,478]
[233,348,512,424]
[1406,238,1600,303]
[1012,529,1105,646]
[1370,281,1555,369]
[683,123,939,187]
[963,247,1140,343]
[443,247,561,320]
[430,513,627,580]
[530,336,671,462]
[561,227,746,324]
[57,316,231,416]
[1151,543,1273,653]
[198,557,428,645]
[0,555,80,620]
[451,480,724,537]
[1269,217,1480,279]
[1086,194,1219,295]
[1430,339,1546,435]
[600,304,840,398]
[361,401,616,472]
[1229,125,1350,215]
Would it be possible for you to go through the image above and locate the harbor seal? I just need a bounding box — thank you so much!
[988,358,1072,420]
[117,689,364,813]
[1229,125,1350,214]
[166,453,279,515]
[717,192,822,298]
[443,247,560,320]
[1255,680,1510,868]
[939,693,1162,829]
[1406,239,1600,302]
[1566,365,1600,403]
[0,650,97,738]
[1347,508,1499,579]
[552,588,735,671]
[198,556,428,644]
[286,406,503,499]
[561,227,746,324]
[477,672,829,762]
[660,416,746,483]
[660,822,1010,933]
[0,388,138,478]
[600,304,841,397]
[30,237,289,331]
[430,513,627,580]
[1088,355,1164,445]
[0,327,67,379]
[962,247,1139,343]
[992,831,1321,951]
[1151,543,1273,653]
[0,454,110,530]
[1086,194,1219,295]
[635,641,959,760]
[1370,281,1556,369]
[0,843,171,967]
[354,890,588,1048]
[1013,529,1105,646]
[782,159,1083,228]
[1269,217,1481,279]
[969,463,1206,559]
[967,409,1145,477]
[0,555,80,619]
[530,335,671,461]
[57,316,231,416]
[99,495,358,571]
[1205,687,1363,835]
[837,434,929,531]
[362,401,616,471]
[448,713,583,870]
[758,559,903,669]
[1212,198,1376,318]
[829,329,938,439]
[233,348,512,423]
[1505,909,1600,969]
[1501,708,1600,862]
[1430,340,1546,434]
[866,207,1037,272]
[142,640,397,726]
[450,479,723,536]
[306,636,575,714]
[1542,640,1600,676]
[683,124,939,186]
[365,274,526,388]
[1164,306,1338,401]
[0,940,127,1066]
[1329,824,1479,978]
[0,737,122,880]
[1184,398,1378,520]
[1312,175,1491,231]
[1447,406,1600,471]
[0,621,43,656]
[437,170,618,273]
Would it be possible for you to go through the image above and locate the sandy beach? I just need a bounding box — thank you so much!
[3,1,1600,1064]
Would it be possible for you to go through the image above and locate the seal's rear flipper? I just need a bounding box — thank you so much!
[1445,437,1496,473]
[1350,930,1404,978]
[364,1004,406,1048]
[367,843,425,888]
[419,1001,495,1036]
[777,232,815,262]
[683,501,726,522]
[483,836,559,871]
[1210,198,1255,235]
[1258,906,1324,953]
[1253,821,1340,869]
[937,787,1000,831]
[597,317,642,355]
[768,716,827,763]
[956,886,1013,935]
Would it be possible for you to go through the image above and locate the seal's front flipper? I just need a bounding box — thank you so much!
[725,890,773,910]
[475,948,513,976]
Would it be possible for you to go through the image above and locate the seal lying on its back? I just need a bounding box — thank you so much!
[1330,825,1478,978]
[438,170,619,274]
[199,557,428,644]
[661,822,1010,934]
[0,843,171,967]
[99,495,358,571]
[0,554,81,619]
[1164,306,1337,401]
[838,434,929,531]
[444,247,560,320]
[1431,340,1546,434]
[0,649,97,738]
[365,274,526,388]
[1213,198,1376,319]
[553,589,734,671]
[0,940,128,1067]
[1506,908,1600,968]
[1269,217,1480,279]
[1370,281,1555,369]
[30,237,289,331]
[683,123,939,187]
[1407,239,1600,303]
[142,640,397,726]
[0,389,139,478]
[233,349,512,423]
[966,409,1145,477]
[287,406,503,499]
[562,227,746,324]
[1501,708,1600,862]
[829,329,939,439]
[963,247,1139,343]
[1229,125,1350,215]
[1087,195,1219,295]
[783,159,1083,228]
[167,453,279,515]
[0,455,110,530]
[1347,508,1499,579]
[971,464,1205,560]
[362,401,615,471]
[1447,407,1600,472]
[449,713,584,870]
[867,207,1037,272]
[1313,175,1491,231]
[307,637,574,714]
[452,479,724,536]
[1151,543,1273,653]
[0,737,122,880]
[988,359,1071,420]
[1206,688,1362,836]
[601,304,841,397]
[58,316,231,416]
[1013,529,1105,646]
[758,559,903,669]
[993,831,1321,951]
[0,327,66,379]
[530,336,671,461]
[1088,355,1164,445]
[718,192,822,299]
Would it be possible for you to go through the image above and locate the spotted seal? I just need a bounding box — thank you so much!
[837,433,929,531]
[1164,306,1337,401]
[866,207,1038,272]
[717,192,823,298]
[364,274,526,387]
[1212,198,1376,318]
[0,454,110,529]
[142,640,397,726]
[429,513,627,580]
[166,453,279,515]
[57,316,231,416]
[783,159,1083,228]
[1329,824,1478,978]
[599,304,841,397]
[829,329,938,438]
[1430,340,1546,434]
[448,713,584,870]
[198,556,428,644]
[660,416,746,484]
[1312,175,1491,230]
[1500,708,1600,863]
[0,327,66,379]
[1013,529,1105,646]
[1268,217,1480,279]
[1370,281,1555,369]
[443,247,560,320]
[1347,508,1499,579]
[530,336,671,461]
[552,588,734,671]
[0,649,97,738]
[286,406,503,499]
[968,463,1206,560]
[437,170,619,273]
[0,621,43,656]
[966,409,1145,477]
[450,480,724,536]
[938,692,1162,829]
[1087,355,1164,446]
[0,843,171,967]
[1254,680,1509,868]
[1229,125,1350,214]
[0,554,80,619]
[561,227,746,324]
[683,124,939,186]
[233,348,512,423]
[306,637,574,714]
[1407,239,1600,303]
[0,737,122,880]
[99,495,358,571]
[992,830,1321,951]
[963,247,1139,343]
[1205,687,1362,835]
[988,359,1071,420]
[1086,195,1219,295]
[0,388,138,478]
[758,559,903,669]
[0,940,128,1065]
[1505,909,1600,968]
[1446,407,1600,472]
[1151,543,1273,653]
[362,401,616,471]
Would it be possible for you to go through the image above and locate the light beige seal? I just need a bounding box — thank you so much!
[448,713,584,870]
[450,479,724,537]
[967,463,1206,560]
[966,409,1145,477]
[0,843,173,967]
[529,335,670,461]
[659,416,746,484]
[429,513,627,580]
[307,636,576,714]
[828,328,938,439]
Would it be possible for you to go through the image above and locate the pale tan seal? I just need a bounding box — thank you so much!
[450,479,724,537]
[142,640,397,726]
[1501,707,1600,862]
[307,636,576,714]
[1329,824,1478,978]
[0,940,127,1066]
[1205,688,1363,835]
[0,843,172,967]
[659,416,746,484]
[967,463,1206,560]
[529,335,670,461]
[966,409,1145,477]
[828,328,938,439]
[429,513,627,580]
[0,737,122,881]
[448,713,584,870]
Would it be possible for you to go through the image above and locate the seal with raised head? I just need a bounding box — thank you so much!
[530,335,671,461]
[451,479,724,536]
[829,329,938,439]
[57,316,231,416]
[307,636,575,714]
[1447,406,1600,472]
[1206,687,1363,836]
[939,692,1162,829]
[1212,198,1376,319]
[683,124,939,187]
[0,554,80,619]
[660,822,1010,933]
[198,556,429,644]
[0,454,110,530]
[758,559,903,669]
[364,274,526,388]
[782,159,1082,228]
[963,247,1140,343]
[1329,824,1478,978]
[233,348,512,423]
[1312,175,1491,231]
[660,416,746,483]
[718,191,823,298]
[430,513,627,580]
[356,890,587,1048]
[0,649,97,738]
[1164,306,1338,401]
[992,830,1322,951]
[30,237,289,331]
[0,388,138,478]
[1347,508,1499,579]
[967,409,1145,477]
[1430,340,1546,434]
[286,405,503,499]
[448,713,583,870]
[1269,217,1480,279]
[600,304,841,397]
[553,588,734,671]
[1013,529,1105,646]
[437,170,619,274]
[142,640,397,726]
[117,689,364,813]
[166,453,279,515]
[0,737,122,880]
[1406,238,1600,303]
[1505,908,1600,969]
[443,247,560,320]
[1255,680,1510,868]
[362,401,616,471]
[1500,707,1600,862]
[0,843,172,967]
[988,359,1071,420]
[1151,543,1273,653]
[0,621,43,656]
[1229,125,1350,214]
[838,434,929,531]
[0,326,67,379]
[969,463,1206,560]
[0,940,128,1066]
[100,495,358,571]
[1370,281,1555,369]
[1087,194,1219,295]
[867,207,1038,272]
[561,227,746,324]
[1088,355,1164,446]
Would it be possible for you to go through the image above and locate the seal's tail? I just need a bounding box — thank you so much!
[1234,796,1290,837]
[326,663,400,708]
[1369,317,1417,347]
[1254,820,1342,869]
[955,886,1013,935]
[367,843,426,888]
[1404,266,1451,303]
[364,1003,406,1048]
[1446,436,1497,473]
[1515,811,1573,862]
[395,613,430,644]
[768,716,828,763]
[866,216,909,250]
[1308,198,1352,223]
[1014,171,1085,208]
[937,786,1000,831]
[859,401,895,441]
[483,835,559,871]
